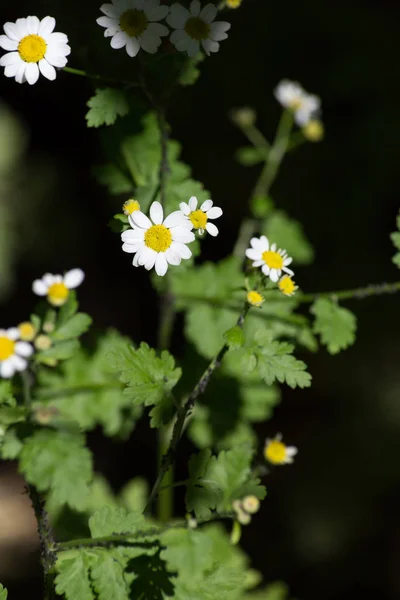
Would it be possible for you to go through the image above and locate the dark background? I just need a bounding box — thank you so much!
[1,0,400,598]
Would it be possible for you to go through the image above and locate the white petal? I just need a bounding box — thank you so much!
[25,62,39,85]
[39,16,56,37]
[0,360,15,379]
[47,32,69,45]
[3,22,22,42]
[26,16,40,34]
[167,4,190,29]
[97,15,118,29]
[64,268,85,289]
[188,196,198,211]
[100,3,119,18]
[111,31,129,49]
[144,249,157,271]
[43,49,68,68]
[205,222,219,236]
[146,23,169,37]
[14,63,27,84]
[245,248,261,261]
[200,199,212,211]
[190,0,201,16]
[126,37,140,57]
[132,253,140,267]
[150,201,163,225]
[269,269,280,282]
[147,5,169,21]
[271,243,277,251]
[122,242,142,253]
[32,279,48,296]
[138,245,153,266]
[202,39,219,55]
[165,247,181,266]
[170,30,190,51]
[155,253,168,276]
[0,36,18,51]
[0,52,20,67]
[163,210,186,228]
[206,206,222,219]
[210,21,230,41]
[179,202,190,215]
[11,355,27,372]
[130,211,152,229]
[138,30,159,54]
[286,446,298,457]
[39,59,56,81]
[171,228,195,243]
[282,266,294,276]
[43,273,56,286]
[121,229,144,242]
[7,328,19,340]
[199,3,217,23]
[252,260,264,267]
[4,63,21,78]
[250,236,268,251]
[261,264,270,276]
[15,341,33,358]
[283,256,293,266]
[170,241,192,260]
[187,39,200,57]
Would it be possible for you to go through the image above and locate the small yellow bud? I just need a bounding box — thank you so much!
[43,322,55,334]
[123,199,140,216]
[231,107,256,128]
[34,406,59,425]
[226,0,242,8]
[242,495,260,515]
[18,322,36,342]
[34,335,52,351]
[247,290,264,307]
[302,119,324,142]
[278,275,298,297]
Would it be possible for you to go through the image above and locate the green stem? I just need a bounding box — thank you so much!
[241,123,270,155]
[63,66,139,88]
[297,280,400,303]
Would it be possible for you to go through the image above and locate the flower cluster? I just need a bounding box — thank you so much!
[245,234,298,298]
[97,0,230,58]
[121,196,222,276]
[274,79,321,128]
[0,268,85,378]
[232,495,260,525]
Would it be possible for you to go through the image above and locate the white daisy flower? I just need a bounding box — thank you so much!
[245,235,294,283]
[274,79,320,126]
[97,0,169,57]
[32,269,85,307]
[179,196,222,236]
[0,328,33,379]
[121,201,195,276]
[264,433,298,466]
[0,16,70,85]
[167,1,230,57]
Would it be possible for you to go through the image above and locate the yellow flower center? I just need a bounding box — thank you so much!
[144,225,172,253]
[123,199,140,215]
[262,250,284,270]
[185,17,211,41]
[242,495,260,514]
[303,119,324,142]
[265,440,287,464]
[189,210,208,230]
[18,322,36,342]
[288,96,304,111]
[227,0,242,7]
[47,283,69,307]
[0,337,15,361]
[278,275,297,296]
[247,291,264,307]
[18,34,47,63]
[120,9,148,37]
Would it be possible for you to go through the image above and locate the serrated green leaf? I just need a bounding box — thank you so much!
[235,147,265,166]
[109,342,181,428]
[0,584,8,600]
[55,553,94,600]
[86,88,129,128]
[91,551,129,600]
[224,325,245,349]
[310,298,357,354]
[89,506,145,538]
[178,54,204,86]
[0,427,24,459]
[20,429,92,510]
[52,313,92,341]
[263,210,314,265]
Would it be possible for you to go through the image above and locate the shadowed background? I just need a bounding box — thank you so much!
[0,0,400,598]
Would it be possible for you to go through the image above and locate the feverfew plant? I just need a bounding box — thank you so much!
[0,3,398,600]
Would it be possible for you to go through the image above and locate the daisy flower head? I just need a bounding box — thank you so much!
[179,196,222,236]
[167,1,230,57]
[0,328,33,379]
[278,274,298,297]
[245,235,294,283]
[96,0,169,57]
[0,16,70,85]
[121,201,195,276]
[32,269,85,307]
[264,433,298,466]
[274,79,320,126]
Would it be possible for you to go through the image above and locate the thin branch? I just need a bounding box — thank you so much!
[297,280,400,303]
[145,304,250,513]
[63,66,139,89]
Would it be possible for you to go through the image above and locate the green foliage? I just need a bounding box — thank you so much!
[244,582,291,600]
[224,325,245,349]
[0,584,7,600]
[35,330,141,437]
[86,88,129,128]
[178,54,204,86]
[311,297,357,354]
[55,553,94,600]
[185,445,266,519]
[20,429,93,510]
[390,211,400,268]
[235,147,265,166]
[263,210,314,265]
[109,342,181,427]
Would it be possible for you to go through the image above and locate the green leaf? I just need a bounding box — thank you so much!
[55,553,94,600]
[89,506,145,538]
[86,88,129,128]
[0,584,8,600]
[235,147,265,166]
[0,427,24,459]
[35,330,139,437]
[311,298,357,354]
[20,429,92,510]
[224,325,245,349]
[58,291,78,325]
[52,313,92,341]
[263,210,314,265]
[109,342,181,428]
[0,381,14,405]
[0,406,26,426]
[128,549,175,600]
[186,446,266,518]
[178,54,204,86]
[250,195,274,219]
[91,551,129,600]
[35,339,80,363]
